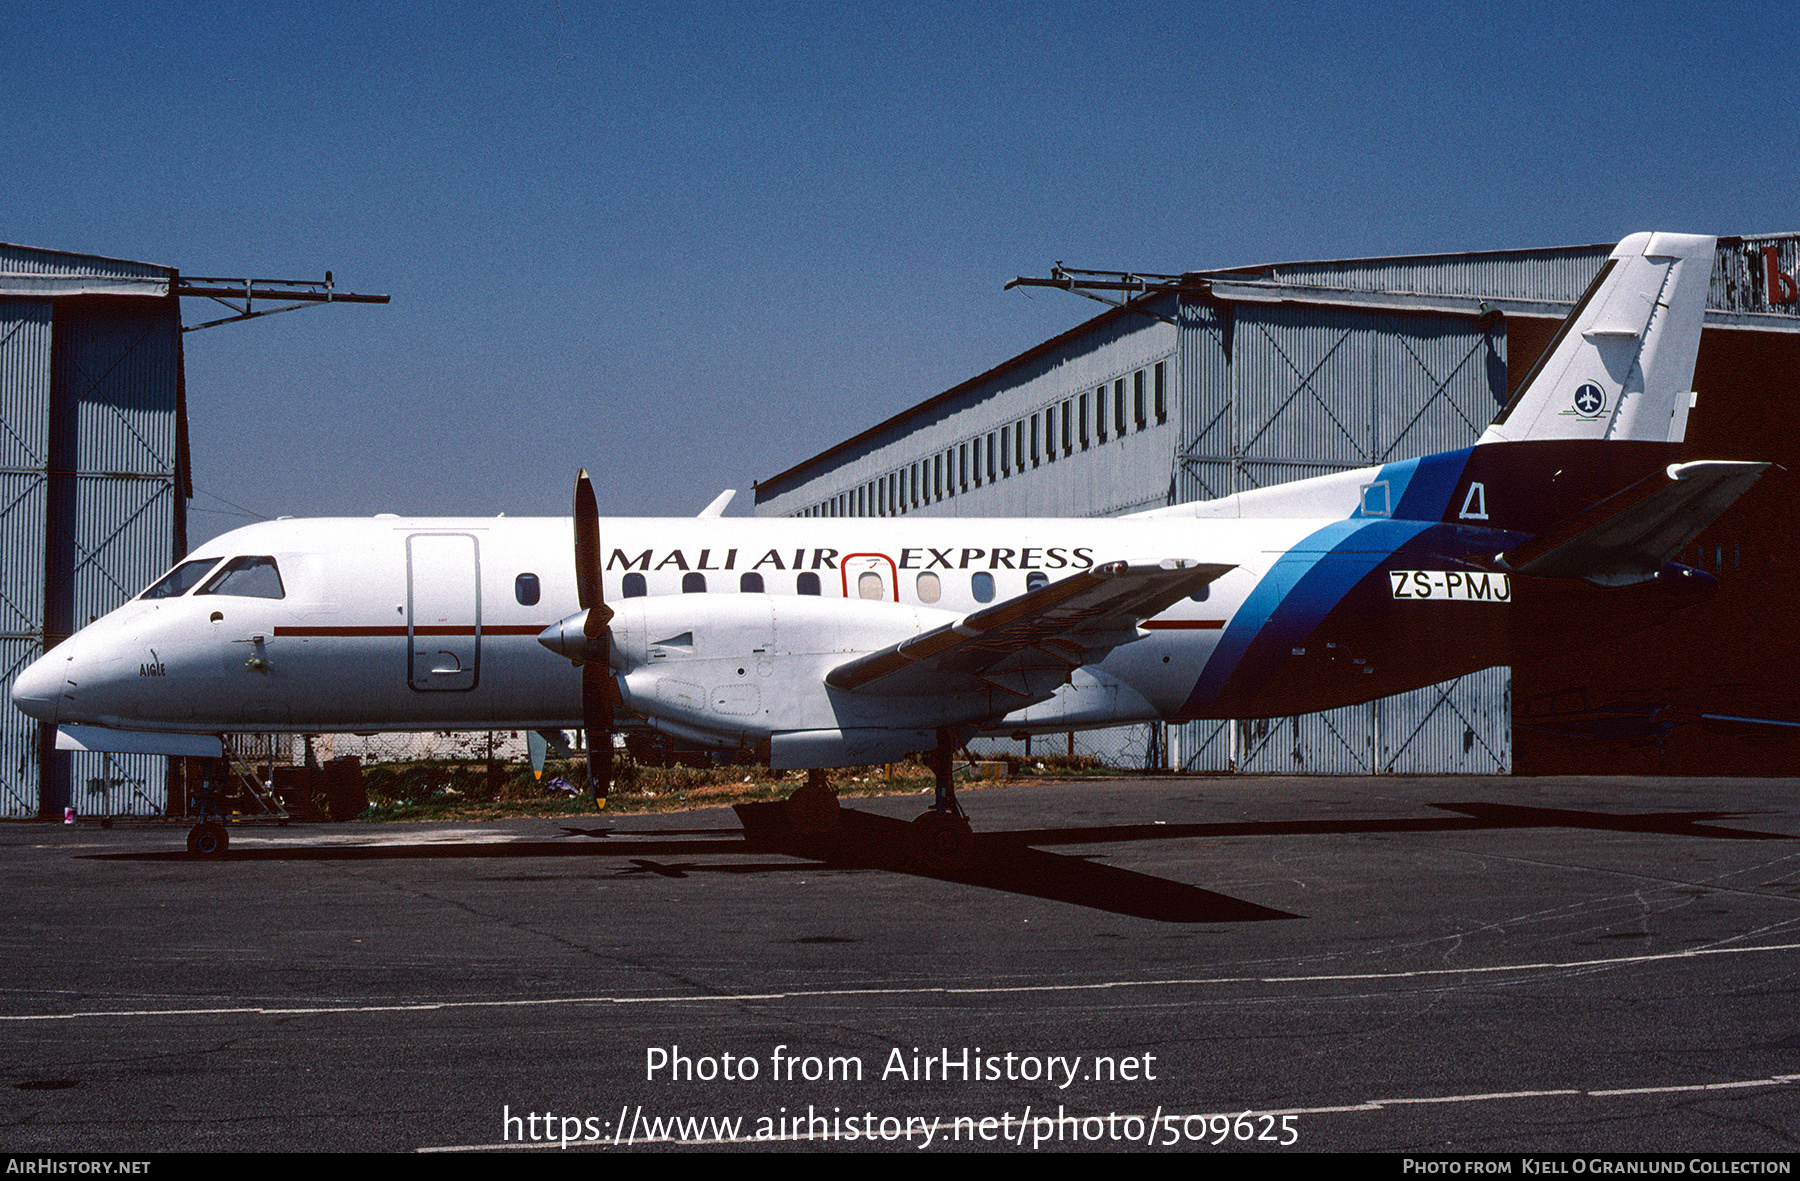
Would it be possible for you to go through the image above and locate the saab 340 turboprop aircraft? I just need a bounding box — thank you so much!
[10,232,1768,854]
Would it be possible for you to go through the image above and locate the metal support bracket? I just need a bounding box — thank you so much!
[177,273,390,332]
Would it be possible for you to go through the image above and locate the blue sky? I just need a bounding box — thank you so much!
[6,1,1790,543]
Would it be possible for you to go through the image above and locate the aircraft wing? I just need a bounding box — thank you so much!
[826,560,1232,698]
[1499,460,1769,587]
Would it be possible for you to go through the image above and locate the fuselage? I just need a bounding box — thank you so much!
[13,505,1689,747]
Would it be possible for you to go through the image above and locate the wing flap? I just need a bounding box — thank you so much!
[826,560,1232,697]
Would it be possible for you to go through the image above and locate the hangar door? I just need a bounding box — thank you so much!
[42,295,184,817]
[0,301,51,817]
[1172,299,1513,774]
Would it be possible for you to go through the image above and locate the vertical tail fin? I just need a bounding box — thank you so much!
[1480,232,1714,446]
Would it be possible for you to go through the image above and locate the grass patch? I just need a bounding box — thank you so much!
[348,752,1135,822]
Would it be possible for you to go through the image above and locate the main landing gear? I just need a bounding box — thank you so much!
[911,729,972,866]
[773,731,975,867]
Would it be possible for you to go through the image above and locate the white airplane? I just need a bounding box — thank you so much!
[10,232,1768,855]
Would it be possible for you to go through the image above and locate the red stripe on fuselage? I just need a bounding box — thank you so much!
[273,624,548,637]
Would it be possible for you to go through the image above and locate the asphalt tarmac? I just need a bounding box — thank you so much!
[1,775,1797,1154]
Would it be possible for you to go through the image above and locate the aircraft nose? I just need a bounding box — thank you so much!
[10,650,65,724]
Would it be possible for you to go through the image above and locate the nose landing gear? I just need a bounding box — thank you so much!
[186,821,228,858]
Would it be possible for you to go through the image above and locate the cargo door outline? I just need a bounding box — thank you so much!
[408,533,481,691]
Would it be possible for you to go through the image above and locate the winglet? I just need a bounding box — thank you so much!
[697,490,736,518]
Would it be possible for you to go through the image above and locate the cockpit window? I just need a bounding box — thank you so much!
[195,556,286,600]
[140,558,223,600]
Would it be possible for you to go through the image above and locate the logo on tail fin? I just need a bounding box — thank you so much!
[1571,382,1606,417]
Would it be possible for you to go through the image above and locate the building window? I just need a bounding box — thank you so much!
[1096,385,1108,442]
[1062,399,1073,453]
[1154,360,1167,423]
[1042,406,1054,463]
[1030,414,1040,466]
[1014,421,1025,471]
[1079,392,1090,448]
[1114,379,1126,436]
[959,442,968,491]
[1134,369,1147,429]
[987,433,997,481]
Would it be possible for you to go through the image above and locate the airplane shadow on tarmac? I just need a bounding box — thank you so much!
[87,798,1792,925]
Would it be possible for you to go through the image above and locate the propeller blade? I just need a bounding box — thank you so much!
[574,469,610,628]
[574,469,614,806]
[583,662,613,806]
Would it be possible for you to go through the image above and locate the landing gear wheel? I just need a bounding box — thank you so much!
[910,810,972,867]
[187,821,228,858]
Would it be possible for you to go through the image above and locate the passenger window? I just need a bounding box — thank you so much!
[682,573,707,593]
[140,558,221,600]
[623,573,647,598]
[196,556,285,600]
[1026,571,1049,593]
[514,573,540,606]
[971,571,995,603]
[797,572,820,596]
[739,572,764,593]
[915,572,941,604]
[858,572,885,600]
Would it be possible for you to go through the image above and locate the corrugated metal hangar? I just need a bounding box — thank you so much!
[754,234,1800,777]
[0,244,384,818]
[0,245,186,819]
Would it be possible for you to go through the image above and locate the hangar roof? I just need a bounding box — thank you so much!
[0,242,173,298]
[756,234,1800,500]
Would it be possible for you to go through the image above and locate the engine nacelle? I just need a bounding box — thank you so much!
[542,594,973,755]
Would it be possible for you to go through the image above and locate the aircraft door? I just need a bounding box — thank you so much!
[407,533,481,691]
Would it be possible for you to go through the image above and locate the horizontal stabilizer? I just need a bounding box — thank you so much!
[827,560,1232,696]
[1498,460,1768,586]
